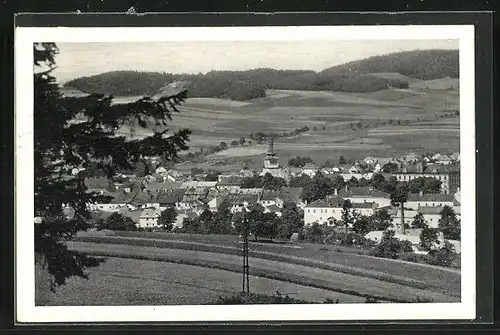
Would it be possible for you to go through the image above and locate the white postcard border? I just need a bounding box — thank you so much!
[15,25,476,323]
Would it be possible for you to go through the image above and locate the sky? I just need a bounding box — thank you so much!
[54,39,458,83]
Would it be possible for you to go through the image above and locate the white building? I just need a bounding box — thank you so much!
[304,196,376,226]
[138,208,162,228]
[301,163,320,178]
[406,193,455,210]
[340,172,374,181]
[337,186,391,208]
[417,206,443,229]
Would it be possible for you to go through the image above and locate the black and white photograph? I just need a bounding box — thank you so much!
[15,25,476,322]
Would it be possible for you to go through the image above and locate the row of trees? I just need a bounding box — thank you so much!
[65,68,418,102]
[248,127,310,144]
[178,202,304,241]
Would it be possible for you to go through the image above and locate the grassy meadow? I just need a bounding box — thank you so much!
[89,74,460,172]
[153,78,459,172]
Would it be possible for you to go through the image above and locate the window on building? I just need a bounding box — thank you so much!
[313,210,316,213]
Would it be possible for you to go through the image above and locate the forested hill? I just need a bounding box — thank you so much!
[64,49,458,101]
[320,49,459,79]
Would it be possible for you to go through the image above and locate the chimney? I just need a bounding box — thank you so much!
[345,184,348,192]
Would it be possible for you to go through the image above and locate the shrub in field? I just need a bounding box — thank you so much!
[369,230,413,260]
[419,227,440,251]
[98,213,137,231]
[214,292,308,304]
[427,241,458,268]
[438,206,461,241]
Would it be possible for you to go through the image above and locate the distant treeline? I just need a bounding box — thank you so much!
[321,49,459,80]
[65,49,458,101]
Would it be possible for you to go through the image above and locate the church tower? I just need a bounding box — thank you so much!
[261,137,289,180]
[263,137,279,169]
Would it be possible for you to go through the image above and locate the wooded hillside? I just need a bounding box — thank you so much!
[65,49,458,100]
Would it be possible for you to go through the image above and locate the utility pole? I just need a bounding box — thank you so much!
[241,205,250,293]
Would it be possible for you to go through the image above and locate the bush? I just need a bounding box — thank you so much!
[324,231,376,249]
[215,292,308,304]
[427,241,458,267]
[369,230,413,259]
[399,243,459,269]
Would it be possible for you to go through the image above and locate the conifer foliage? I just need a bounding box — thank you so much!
[33,43,191,290]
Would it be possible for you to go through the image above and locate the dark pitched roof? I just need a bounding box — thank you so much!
[260,190,280,201]
[338,187,390,199]
[157,189,185,204]
[407,193,455,202]
[84,177,116,192]
[307,196,345,208]
[277,187,304,202]
[352,202,376,209]
[418,206,443,215]
[225,193,259,205]
[217,176,244,186]
[130,190,158,205]
[108,190,136,204]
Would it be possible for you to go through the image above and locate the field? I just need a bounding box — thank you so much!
[106,76,460,172]
[36,257,363,306]
[73,231,461,300]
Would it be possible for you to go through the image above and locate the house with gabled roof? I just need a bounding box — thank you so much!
[363,156,378,165]
[438,154,453,165]
[139,208,162,228]
[174,209,197,229]
[275,187,305,209]
[263,204,282,217]
[337,186,391,208]
[84,176,117,194]
[449,152,460,161]
[417,205,443,228]
[225,193,260,213]
[258,190,280,208]
[301,163,320,177]
[406,193,455,210]
[304,195,376,226]
[216,176,243,191]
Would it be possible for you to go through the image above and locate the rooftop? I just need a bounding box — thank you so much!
[277,187,303,202]
[217,176,244,186]
[302,163,319,170]
[140,208,162,218]
[407,193,455,202]
[265,204,282,212]
[225,193,259,205]
[338,187,390,199]
[306,196,345,208]
[352,202,376,209]
[260,190,280,201]
[417,206,443,215]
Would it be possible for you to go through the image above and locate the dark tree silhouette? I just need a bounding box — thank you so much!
[412,213,428,229]
[341,199,353,235]
[158,208,177,231]
[34,43,190,291]
[390,184,410,235]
